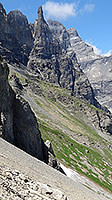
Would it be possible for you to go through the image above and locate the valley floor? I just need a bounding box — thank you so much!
[0,138,112,200]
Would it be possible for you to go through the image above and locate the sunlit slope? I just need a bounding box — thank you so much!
[9,69,112,192]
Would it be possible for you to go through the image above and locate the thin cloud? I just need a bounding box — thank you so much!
[86,41,112,56]
[104,50,112,57]
[43,1,77,20]
[84,4,95,12]
[80,4,95,14]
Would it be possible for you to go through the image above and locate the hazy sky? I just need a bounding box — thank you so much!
[0,0,112,55]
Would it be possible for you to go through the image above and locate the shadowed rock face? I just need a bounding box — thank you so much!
[0,3,105,109]
[0,57,14,143]
[0,3,6,20]
[0,4,33,65]
[0,58,66,172]
[27,7,100,107]
[0,3,111,112]
[0,58,46,161]
[7,10,33,48]
[32,6,61,59]
[47,19,70,50]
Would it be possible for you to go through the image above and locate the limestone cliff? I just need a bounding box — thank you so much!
[0,57,65,173]
[68,28,112,112]
[0,3,112,192]
[0,3,33,65]
[27,7,100,107]
[0,57,46,161]
[0,57,14,143]
[0,3,111,112]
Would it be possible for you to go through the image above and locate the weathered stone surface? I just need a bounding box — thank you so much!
[0,4,112,196]
[67,28,99,63]
[7,10,33,48]
[45,140,66,174]
[9,74,23,92]
[27,7,100,108]
[0,2,111,112]
[0,3,7,31]
[0,57,14,143]
[13,94,45,160]
[47,19,70,50]
[0,58,46,161]
[0,165,67,200]
[45,140,55,157]
[0,3,33,65]
[68,28,112,112]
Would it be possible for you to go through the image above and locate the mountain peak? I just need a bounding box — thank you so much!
[38,6,44,21]
[0,2,6,16]
[0,2,4,11]
[68,28,79,38]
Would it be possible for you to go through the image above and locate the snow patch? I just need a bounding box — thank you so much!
[60,163,112,199]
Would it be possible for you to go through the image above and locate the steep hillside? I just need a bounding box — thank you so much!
[68,28,112,112]
[1,138,112,200]
[0,2,112,194]
[8,65,112,193]
[0,56,47,162]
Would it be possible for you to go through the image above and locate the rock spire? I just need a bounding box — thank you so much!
[38,6,44,21]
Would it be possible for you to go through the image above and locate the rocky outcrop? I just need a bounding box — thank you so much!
[0,57,67,173]
[45,140,65,174]
[47,19,70,50]
[0,2,111,112]
[0,3,33,65]
[27,7,100,107]
[68,28,112,112]
[7,10,33,48]
[81,55,112,112]
[13,94,45,160]
[0,56,14,143]
[67,28,99,62]
[0,57,46,161]
[9,74,23,93]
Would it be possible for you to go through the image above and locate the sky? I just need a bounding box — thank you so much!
[0,0,112,55]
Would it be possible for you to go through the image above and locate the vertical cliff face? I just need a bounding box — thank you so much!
[0,57,14,143]
[0,4,33,65]
[27,7,99,107]
[7,10,33,48]
[68,28,112,112]
[47,19,70,50]
[13,95,45,160]
[67,28,99,62]
[32,6,61,59]
[0,3,103,108]
[0,3,6,29]
[0,57,46,161]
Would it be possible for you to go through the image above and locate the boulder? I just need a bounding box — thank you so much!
[45,140,66,174]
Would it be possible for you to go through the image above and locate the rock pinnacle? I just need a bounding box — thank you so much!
[38,6,44,21]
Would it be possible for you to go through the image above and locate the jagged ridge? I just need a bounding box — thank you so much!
[68,27,112,112]
[27,6,100,108]
[0,3,33,65]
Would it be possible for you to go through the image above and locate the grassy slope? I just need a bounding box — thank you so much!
[9,69,112,193]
